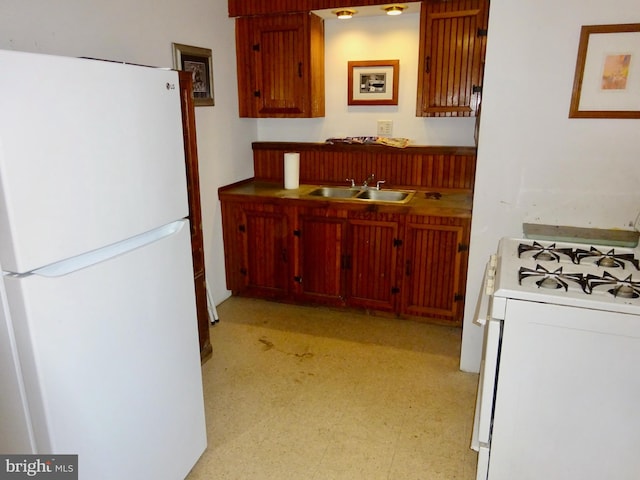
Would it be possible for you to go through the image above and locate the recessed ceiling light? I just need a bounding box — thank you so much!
[333,9,356,19]
[383,4,407,15]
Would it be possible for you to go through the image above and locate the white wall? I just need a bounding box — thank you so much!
[460,0,640,372]
[0,0,256,306]
[257,11,477,146]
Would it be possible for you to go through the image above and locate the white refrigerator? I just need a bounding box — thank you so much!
[0,50,207,478]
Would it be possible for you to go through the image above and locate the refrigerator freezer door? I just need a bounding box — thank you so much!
[0,50,189,274]
[3,220,206,479]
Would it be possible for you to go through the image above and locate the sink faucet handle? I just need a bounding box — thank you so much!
[376,180,386,190]
[346,178,355,188]
[362,173,375,188]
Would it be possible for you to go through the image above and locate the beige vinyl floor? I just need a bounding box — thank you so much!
[186,297,479,480]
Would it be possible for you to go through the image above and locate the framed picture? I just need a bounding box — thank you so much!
[348,60,399,106]
[569,23,640,118]
[172,43,214,107]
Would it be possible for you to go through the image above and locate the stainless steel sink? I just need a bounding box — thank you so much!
[307,186,414,203]
[355,189,413,202]
[308,187,359,199]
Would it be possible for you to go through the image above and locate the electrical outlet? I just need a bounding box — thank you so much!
[377,120,393,137]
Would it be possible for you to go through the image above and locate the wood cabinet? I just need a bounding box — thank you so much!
[221,201,290,298]
[220,194,471,325]
[294,207,348,305]
[402,216,469,322]
[235,12,325,118]
[178,71,212,363]
[228,0,404,17]
[416,0,489,117]
[346,212,401,313]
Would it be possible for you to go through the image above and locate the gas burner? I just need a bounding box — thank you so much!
[586,272,640,298]
[574,247,640,270]
[518,242,574,263]
[519,265,585,291]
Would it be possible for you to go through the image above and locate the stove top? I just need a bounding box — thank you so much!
[493,238,640,314]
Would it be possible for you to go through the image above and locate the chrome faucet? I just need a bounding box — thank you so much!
[375,180,386,190]
[362,173,375,189]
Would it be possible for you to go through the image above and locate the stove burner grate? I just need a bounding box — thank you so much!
[574,247,640,270]
[586,272,640,298]
[519,265,586,292]
[518,242,575,263]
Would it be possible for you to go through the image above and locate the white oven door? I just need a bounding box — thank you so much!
[471,257,501,480]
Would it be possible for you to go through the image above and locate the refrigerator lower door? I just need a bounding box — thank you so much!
[2,220,206,479]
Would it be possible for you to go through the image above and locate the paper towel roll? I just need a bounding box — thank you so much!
[284,152,300,189]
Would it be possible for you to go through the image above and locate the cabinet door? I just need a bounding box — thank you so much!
[295,211,348,305]
[235,13,324,118]
[243,206,289,297]
[416,0,489,117]
[220,201,245,293]
[347,215,401,312]
[402,217,469,324]
[221,202,289,298]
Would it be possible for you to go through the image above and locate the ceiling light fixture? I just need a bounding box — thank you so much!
[383,4,406,16]
[333,9,356,19]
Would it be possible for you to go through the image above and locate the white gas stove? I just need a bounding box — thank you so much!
[472,236,640,480]
[492,237,640,313]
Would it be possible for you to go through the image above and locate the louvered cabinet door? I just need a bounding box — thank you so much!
[346,215,401,313]
[416,0,489,117]
[402,217,470,325]
[235,12,324,118]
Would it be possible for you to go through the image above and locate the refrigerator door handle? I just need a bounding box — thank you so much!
[25,220,188,278]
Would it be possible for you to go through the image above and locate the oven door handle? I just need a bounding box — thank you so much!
[474,255,497,326]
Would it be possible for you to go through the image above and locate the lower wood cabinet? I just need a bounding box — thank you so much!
[221,201,290,299]
[347,212,401,313]
[220,199,470,325]
[295,207,348,305]
[402,216,469,323]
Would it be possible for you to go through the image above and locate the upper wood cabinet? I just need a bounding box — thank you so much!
[228,0,402,17]
[235,12,325,118]
[416,0,489,117]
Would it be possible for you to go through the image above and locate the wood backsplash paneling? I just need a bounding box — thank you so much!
[252,142,477,192]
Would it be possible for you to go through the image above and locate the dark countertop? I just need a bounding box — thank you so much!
[219,180,473,218]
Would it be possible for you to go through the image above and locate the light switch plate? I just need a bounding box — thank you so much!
[377,120,393,137]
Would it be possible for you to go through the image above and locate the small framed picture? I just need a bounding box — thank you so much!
[348,60,399,106]
[172,43,214,107]
[568,23,640,118]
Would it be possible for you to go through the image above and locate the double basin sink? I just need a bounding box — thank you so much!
[307,186,415,203]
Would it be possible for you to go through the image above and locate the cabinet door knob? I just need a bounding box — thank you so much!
[298,62,303,78]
